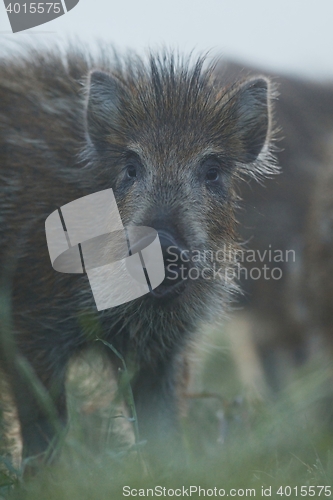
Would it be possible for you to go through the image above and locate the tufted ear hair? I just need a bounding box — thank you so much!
[86,70,127,148]
[226,77,271,164]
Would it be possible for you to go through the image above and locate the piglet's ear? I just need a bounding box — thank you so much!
[86,70,126,147]
[227,77,270,164]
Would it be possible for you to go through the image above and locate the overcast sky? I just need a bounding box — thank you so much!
[1,0,333,79]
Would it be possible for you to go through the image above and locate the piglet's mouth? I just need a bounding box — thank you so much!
[150,272,188,298]
[149,236,189,299]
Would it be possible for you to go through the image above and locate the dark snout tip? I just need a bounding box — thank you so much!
[150,229,189,299]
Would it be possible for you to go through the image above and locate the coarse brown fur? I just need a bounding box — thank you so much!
[216,61,333,392]
[0,44,276,472]
[304,160,333,344]
[300,157,333,425]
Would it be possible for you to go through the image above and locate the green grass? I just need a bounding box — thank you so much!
[1,323,333,500]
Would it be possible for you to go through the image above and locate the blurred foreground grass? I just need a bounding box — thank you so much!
[1,320,333,499]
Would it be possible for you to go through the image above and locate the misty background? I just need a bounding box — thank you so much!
[0,0,333,79]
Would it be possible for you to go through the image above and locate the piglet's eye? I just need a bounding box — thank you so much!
[205,167,219,182]
[126,164,137,179]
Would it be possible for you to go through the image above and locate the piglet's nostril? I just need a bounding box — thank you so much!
[157,231,189,286]
[158,232,182,263]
